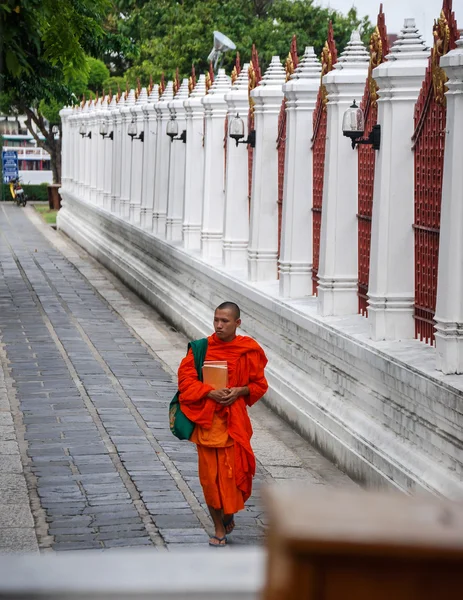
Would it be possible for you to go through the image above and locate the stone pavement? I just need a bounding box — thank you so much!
[0,203,356,552]
[0,339,38,553]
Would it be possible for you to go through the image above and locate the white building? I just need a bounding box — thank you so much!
[1,115,53,185]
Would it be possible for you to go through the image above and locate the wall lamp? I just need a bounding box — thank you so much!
[229,114,255,148]
[166,116,186,143]
[342,100,380,150]
[127,120,144,142]
[99,121,113,140]
[79,124,91,139]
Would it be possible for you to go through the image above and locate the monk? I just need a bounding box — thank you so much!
[177,302,268,547]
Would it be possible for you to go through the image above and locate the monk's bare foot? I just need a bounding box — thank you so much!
[223,514,235,534]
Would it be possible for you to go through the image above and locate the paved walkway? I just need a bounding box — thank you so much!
[0,203,356,552]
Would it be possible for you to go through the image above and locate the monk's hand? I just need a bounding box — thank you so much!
[218,387,247,406]
[207,389,230,403]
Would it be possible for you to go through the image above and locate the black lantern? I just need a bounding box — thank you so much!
[342,100,380,150]
[166,116,186,143]
[99,120,113,140]
[79,124,91,139]
[229,114,255,148]
[128,120,144,142]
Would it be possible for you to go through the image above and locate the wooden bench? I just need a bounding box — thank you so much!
[263,486,463,599]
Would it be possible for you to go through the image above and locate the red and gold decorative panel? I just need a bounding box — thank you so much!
[312,22,337,295]
[413,0,458,344]
[357,5,389,316]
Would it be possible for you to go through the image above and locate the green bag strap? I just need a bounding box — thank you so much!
[188,338,208,382]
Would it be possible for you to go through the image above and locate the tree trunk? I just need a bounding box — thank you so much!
[23,108,62,183]
[49,139,62,184]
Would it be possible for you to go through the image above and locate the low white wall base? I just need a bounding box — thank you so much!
[58,193,463,500]
[0,549,264,599]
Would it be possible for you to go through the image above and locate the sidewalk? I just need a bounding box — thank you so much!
[0,343,38,552]
[0,203,355,552]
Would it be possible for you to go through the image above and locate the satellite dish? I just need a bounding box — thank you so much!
[207,31,236,73]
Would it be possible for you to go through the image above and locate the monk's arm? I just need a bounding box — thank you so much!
[177,350,214,404]
[246,352,269,407]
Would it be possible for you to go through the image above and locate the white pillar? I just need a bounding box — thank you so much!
[68,112,76,193]
[317,31,369,316]
[153,82,174,236]
[74,106,85,199]
[166,79,189,241]
[103,95,116,210]
[75,111,81,195]
[111,94,124,214]
[89,100,100,205]
[279,47,321,297]
[129,87,148,225]
[368,20,430,339]
[248,56,286,281]
[201,69,231,261]
[59,106,72,191]
[223,64,251,271]
[95,98,106,206]
[78,104,86,199]
[69,112,78,193]
[79,108,86,196]
[82,102,92,202]
[62,109,70,192]
[435,37,463,373]
[140,85,159,230]
[183,75,207,250]
[59,106,67,190]
[119,89,136,218]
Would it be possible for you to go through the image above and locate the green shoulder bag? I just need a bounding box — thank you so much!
[169,338,208,440]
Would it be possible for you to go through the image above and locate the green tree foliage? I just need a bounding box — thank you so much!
[37,56,107,123]
[0,0,372,184]
[102,76,129,94]
[0,0,108,78]
[115,0,372,84]
[0,0,110,183]
[87,57,110,92]
[97,12,139,76]
[68,71,89,99]
[38,98,63,126]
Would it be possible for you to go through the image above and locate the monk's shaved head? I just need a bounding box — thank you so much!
[216,302,240,320]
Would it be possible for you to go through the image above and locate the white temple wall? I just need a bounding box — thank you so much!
[58,21,463,500]
[58,193,463,500]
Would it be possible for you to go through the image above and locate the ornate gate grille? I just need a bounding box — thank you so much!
[412,0,458,344]
[357,6,389,316]
[277,36,298,258]
[311,23,337,295]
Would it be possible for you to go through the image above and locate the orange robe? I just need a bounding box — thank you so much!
[178,334,268,513]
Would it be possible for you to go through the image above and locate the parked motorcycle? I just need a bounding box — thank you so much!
[9,178,27,207]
